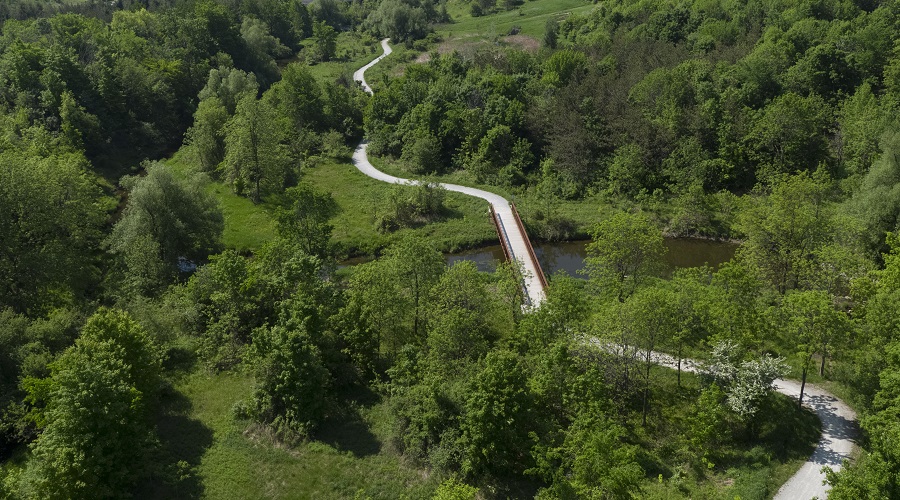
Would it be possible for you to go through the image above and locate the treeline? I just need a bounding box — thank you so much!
[368,0,900,241]
[0,0,335,167]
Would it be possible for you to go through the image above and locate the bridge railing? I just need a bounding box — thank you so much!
[510,202,549,291]
[489,204,513,263]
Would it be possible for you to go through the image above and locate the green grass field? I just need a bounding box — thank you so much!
[136,357,817,500]
[368,154,615,241]
[142,366,440,499]
[437,0,595,49]
[163,148,496,256]
[297,31,383,85]
[305,158,497,257]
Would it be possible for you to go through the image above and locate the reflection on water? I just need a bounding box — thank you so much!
[441,239,739,278]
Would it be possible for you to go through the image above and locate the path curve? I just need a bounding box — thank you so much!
[645,351,858,499]
[353,39,858,497]
[352,39,545,307]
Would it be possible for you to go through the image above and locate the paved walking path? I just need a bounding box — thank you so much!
[352,39,545,307]
[645,350,858,499]
[353,39,858,497]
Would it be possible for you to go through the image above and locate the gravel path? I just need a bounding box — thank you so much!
[352,39,546,307]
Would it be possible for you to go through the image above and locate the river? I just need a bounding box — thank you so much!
[446,238,739,277]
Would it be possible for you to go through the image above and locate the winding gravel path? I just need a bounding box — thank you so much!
[352,38,858,498]
[646,351,858,499]
[352,39,545,307]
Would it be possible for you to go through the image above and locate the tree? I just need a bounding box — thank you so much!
[424,261,505,378]
[339,236,444,369]
[0,150,107,314]
[846,130,900,256]
[392,235,447,343]
[247,324,329,438]
[240,16,290,85]
[538,410,644,499]
[366,0,429,42]
[107,162,223,296]
[432,477,478,499]
[779,290,848,405]
[266,63,324,133]
[197,66,259,115]
[744,92,833,181]
[187,96,229,173]
[275,184,338,258]
[736,170,832,293]
[19,309,160,498]
[584,211,666,302]
[705,340,787,433]
[222,93,291,202]
[459,350,535,479]
[628,285,679,424]
[312,21,336,62]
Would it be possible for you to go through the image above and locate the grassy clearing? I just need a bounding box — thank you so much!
[305,158,496,256]
[368,154,614,241]
[142,366,439,499]
[634,367,819,500]
[437,0,595,49]
[297,31,384,85]
[163,150,277,253]
[162,148,496,256]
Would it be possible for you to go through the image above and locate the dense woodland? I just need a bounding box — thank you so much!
[1,0,900,498]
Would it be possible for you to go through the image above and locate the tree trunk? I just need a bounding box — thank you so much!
[677,345,683,388]
[799,365,808,409]
[642,350,651,426]
[819,346,827,377]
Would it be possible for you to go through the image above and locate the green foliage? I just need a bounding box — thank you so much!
[313,21,337,62]
[536,410,643,499]
[736,170,833,293]
[378,183,448,232]
[223,93,292,202]
[366,0,430,42]
[106,161,224,297]
[432,477,478,499]
[341,235,445,369]
[846,130,900,256]
[187,97,230,173]
[459,349,535,479]
[0,149,107,314]
[585,211,666,302]
[18,308,160,499]
[275,184,338,258]
[247,324,329,438]
[778,289,849,401]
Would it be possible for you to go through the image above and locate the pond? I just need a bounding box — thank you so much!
[446,238,739,277]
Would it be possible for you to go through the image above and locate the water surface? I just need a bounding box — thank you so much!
[444,238,739,278]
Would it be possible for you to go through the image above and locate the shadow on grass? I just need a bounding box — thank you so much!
[137,386,214,499]
[315,418,382,458]
[314,386,382,458]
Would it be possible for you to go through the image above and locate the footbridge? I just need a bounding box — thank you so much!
[352,39,547,307]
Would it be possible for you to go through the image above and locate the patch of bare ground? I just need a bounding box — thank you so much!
[415,52,431,63]
[503,34,540,51]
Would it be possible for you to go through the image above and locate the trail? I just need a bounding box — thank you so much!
[352,39,545,307]
[353,39,858,498]
[641,350,858,499]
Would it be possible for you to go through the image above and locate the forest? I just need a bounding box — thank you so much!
[1,0,900,498]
